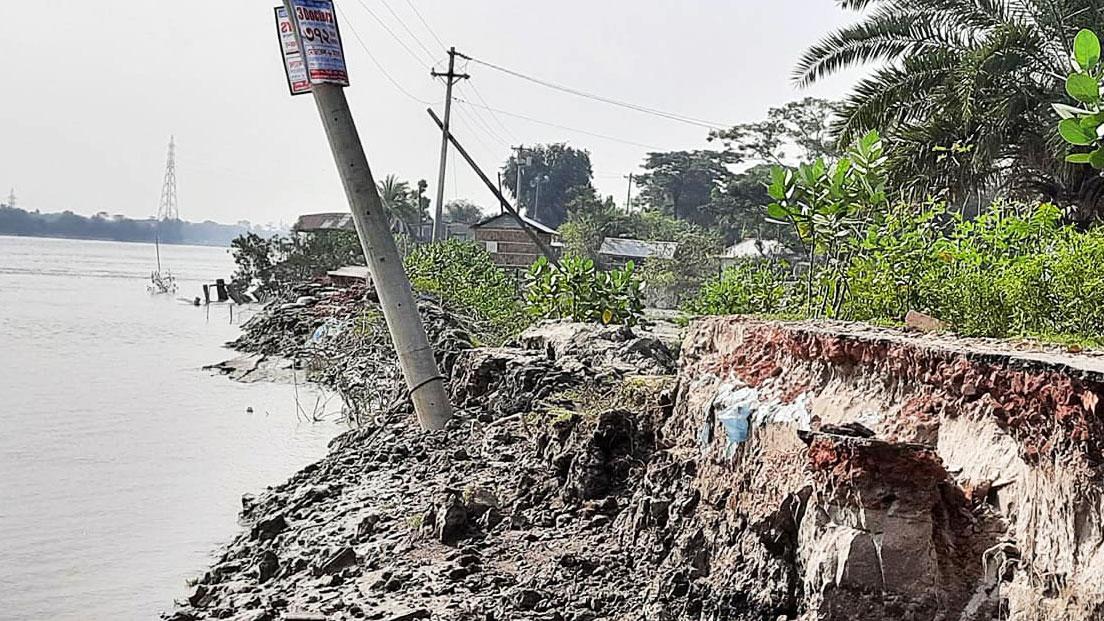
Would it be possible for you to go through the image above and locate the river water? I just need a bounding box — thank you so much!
[0,236,343,620]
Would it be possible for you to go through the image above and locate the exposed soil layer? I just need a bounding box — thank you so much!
[170,309,1104,621]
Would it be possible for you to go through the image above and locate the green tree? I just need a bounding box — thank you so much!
[795,0,1104,218]
[377,175,423,229]
[444,199,485,224]
[710,97,841,165]
[634,150,737,225]
[501,143,595,227]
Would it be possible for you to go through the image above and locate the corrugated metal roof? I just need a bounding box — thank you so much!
[296,212,355,232]
[598,237,679,260]
[722,239,787,259]
[470,212,558,235]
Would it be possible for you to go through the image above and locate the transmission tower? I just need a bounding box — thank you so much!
[6,188,14,209]
[157,136,179,221]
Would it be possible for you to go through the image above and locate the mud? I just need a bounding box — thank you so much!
[169,308,1104,621]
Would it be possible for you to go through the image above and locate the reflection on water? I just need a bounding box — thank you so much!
[0,236,342,621]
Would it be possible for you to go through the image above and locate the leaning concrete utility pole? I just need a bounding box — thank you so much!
[430,47,468,241]
[282,0,451,430]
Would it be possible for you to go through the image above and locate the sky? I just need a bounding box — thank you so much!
[0,1,864,226]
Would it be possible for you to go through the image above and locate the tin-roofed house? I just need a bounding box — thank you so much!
[295,212,356,233]
[470,213,560,268]
[718,238,789,270]
[598,237,679,267]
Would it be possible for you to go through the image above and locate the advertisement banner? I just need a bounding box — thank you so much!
[289,0,350,86]
[275,7,311,95]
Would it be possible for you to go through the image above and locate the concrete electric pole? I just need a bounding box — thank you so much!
[282,0,452,430]
[624,173,634,212]
[430,47,469,241]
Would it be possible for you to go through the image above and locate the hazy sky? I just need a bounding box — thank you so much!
[1,1,863,226]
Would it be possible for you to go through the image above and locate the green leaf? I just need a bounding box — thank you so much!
[766,203,789,220]
[1075,29,1101,71]
[1067,73,1100,104]
[1066,152,1093,164]
[1091,148,1104,169]
[1059,118,1096,145]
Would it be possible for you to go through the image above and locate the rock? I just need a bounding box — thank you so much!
[187,584,209,607]
[250,514,287,540]
[255,550,279,583]
[435,493,468,543]
[356,514,380,539]
[904,309,945,333]
[515,588,543,610]
[315,547,357,576]
[463,484,499,518]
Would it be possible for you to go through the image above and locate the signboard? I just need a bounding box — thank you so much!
[289,0,349,86]
[275,7,311,95]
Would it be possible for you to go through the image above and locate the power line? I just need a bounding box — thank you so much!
[401,0,447,51]
[350,0,433,70]
[451,108,500,157]
[454,97,664,150]
[337,5,433,105]
[454,86,513,147]
[461,81,519,143]
[461,53,729,130]
[377,0,440,64]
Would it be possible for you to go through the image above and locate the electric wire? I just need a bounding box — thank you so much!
[451,108,500,158]
[402,0,448,51]
[337,4,433,105]
[454,97,664,150]
[453,90,513,148]
[376,0,440,65]
[462,55,729,130]
[350,0,433,70]
[460,81,520,143]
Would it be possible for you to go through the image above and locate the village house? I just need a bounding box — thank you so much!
[598,237,679,267]
[470,213,561,268]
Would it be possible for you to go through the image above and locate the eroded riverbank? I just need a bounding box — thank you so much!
[168,284,1104,621]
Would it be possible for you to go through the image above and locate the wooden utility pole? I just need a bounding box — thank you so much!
[428,109,558,264]
[283,0,452,430]
[624,173,634,212]
[431,48,469,241]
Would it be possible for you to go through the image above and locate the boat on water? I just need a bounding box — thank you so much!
[149,136,180,296]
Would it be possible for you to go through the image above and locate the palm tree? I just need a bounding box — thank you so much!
[377,175,420,231]
[796,0,1104,218]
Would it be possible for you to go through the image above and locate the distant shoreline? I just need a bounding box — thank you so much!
[0,231,233,248]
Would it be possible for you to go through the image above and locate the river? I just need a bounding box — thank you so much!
[0,236,343,620]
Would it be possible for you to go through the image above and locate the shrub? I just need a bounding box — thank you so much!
[683,260,795,316]
[690,199,1104,346]
[231,231,363,300]
[404,240,528,344]
[525,256,645,326]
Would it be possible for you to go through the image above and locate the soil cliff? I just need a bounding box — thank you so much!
[169,308,1104,621]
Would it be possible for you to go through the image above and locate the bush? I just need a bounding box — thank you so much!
[689,200,1104,346]
[231,231,363,300]
[683,260,796,316]
[525,256,645,326]
[403,240,527,344]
